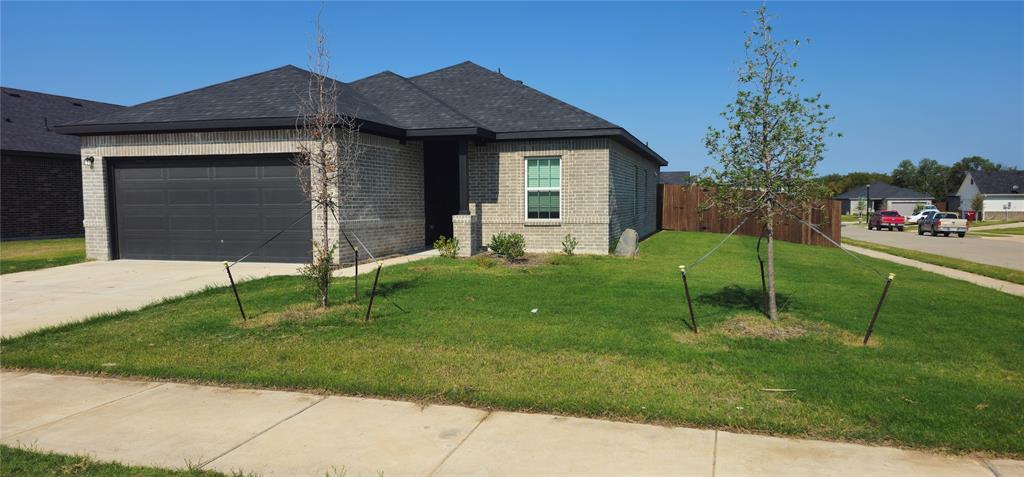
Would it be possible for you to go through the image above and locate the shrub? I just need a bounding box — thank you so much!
[433,235,460,258]
[298,243,336,306]
[561,234,579,256]
[489,232,525,261]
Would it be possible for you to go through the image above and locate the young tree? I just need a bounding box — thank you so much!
[702,6,837,321]
[295,8,364,308]
[971,193,985,220]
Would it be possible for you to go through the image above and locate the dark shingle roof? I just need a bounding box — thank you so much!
[350,71,480,130]
[408,61,618,133]
[972,170,1024,194]
[56,61,664,164]
[659,171,691,185]
[1,87,122,156]
[64,66,396,130]
[836,182,933,200]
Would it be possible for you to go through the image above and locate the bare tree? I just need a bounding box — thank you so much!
[701,6,837,321]
[295,7,364,308]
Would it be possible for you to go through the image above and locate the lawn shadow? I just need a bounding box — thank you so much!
[696,285,794,313]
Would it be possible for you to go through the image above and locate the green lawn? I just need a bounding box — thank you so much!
[843,237,1024,285]
[3,231,1022,457]
[973,226,1024,237]
[0,446,242,477]
[0,237,86,274]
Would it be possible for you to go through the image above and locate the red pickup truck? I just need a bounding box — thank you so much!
[868,210,905,231]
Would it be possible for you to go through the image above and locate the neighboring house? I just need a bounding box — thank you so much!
[835,182,933,216]
[56,62,665,263]
[1,87,122,239]
[957,170,1024,221]
[659,171,691,185]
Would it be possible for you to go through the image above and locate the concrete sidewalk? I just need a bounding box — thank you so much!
[844,244,1024,297]
[2,372,1019,477]
[971,221,1024,231]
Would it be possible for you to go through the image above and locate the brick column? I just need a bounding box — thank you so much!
[452,214,478,257]
[81,154,112,260]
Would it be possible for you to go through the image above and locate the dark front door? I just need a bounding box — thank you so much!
[112,155,312,262]
[422,141,460,246]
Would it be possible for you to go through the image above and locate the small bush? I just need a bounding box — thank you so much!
[298,243,336,306]
[561,234,579,256]
[433,235,460,258]
[489,232,525,261]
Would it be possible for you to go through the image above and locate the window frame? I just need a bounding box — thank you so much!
[524,156,562,222]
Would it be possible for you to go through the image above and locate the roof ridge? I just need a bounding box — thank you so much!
[416,61,619,129]
[121,65,302,109]
[1,86,124,108]
[394,74,488,130]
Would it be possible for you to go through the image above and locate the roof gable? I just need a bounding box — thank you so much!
[836,182,933,199]
[1,87,122,156]
[409,61,618,133]
[971,170,1024,194]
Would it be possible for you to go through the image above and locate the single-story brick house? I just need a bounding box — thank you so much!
[56,62,665,263]
[957,170,1024,221]
[1,87,122,239]
[835,182,933,216]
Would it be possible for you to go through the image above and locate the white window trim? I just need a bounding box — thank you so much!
[524,156,562,222]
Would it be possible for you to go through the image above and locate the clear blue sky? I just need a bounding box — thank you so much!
[2,1,1021,174]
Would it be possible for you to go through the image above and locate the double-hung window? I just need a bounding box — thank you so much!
[526,156,560,220]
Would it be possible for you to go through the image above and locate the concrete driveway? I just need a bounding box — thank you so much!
[843,224,1024,271]
[1,260,299,338]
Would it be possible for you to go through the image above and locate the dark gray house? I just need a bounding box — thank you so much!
[1,88,122,239]
[835,182,933,216]
[56,62,666,263]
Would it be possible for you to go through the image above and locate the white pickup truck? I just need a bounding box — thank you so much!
[917,211,969,237]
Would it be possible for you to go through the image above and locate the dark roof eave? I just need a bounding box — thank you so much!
[406,127,496,140]
[0,149,81,160]
[53,117,407,140]
[494,128,667,166]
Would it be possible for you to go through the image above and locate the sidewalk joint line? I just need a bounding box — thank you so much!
[198,394,328,469]
[981,459,1005,477]
[426,410,492,477]
[711,430,718,477]
[2,380,165,441]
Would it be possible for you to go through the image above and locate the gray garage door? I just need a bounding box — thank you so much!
[112,155,312,262]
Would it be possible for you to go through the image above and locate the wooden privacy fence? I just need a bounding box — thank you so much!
[657,185,841,247]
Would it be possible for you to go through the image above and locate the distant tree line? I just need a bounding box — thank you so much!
[819,156,1017,198]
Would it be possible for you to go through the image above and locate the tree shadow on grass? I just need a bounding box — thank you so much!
[696,285,794,313]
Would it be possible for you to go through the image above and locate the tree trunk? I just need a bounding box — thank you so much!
[319,163,330,309]
[765,206,779,321]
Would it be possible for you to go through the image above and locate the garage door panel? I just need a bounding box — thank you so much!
[167,166,210,180]
[215,189,260,205]
[168,189,211,205]
[213,164,259,179]
[113,155,312,262]
[263,187,307,205]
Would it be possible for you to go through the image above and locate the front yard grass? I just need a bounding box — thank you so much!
[2,231,1022,457]
[843,237,1024,285]
[973,226,1024,237]
[0,445,238,476]
[0,237,86,274]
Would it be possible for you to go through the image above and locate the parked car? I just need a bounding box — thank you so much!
[906,205,939,224]
[918,211,968,237]
[868,210,905,231]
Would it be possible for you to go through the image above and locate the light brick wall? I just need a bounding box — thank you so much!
[80,130,424,264]
[336,135,424,265]
[467,138,611,254]
[608,140,659,247]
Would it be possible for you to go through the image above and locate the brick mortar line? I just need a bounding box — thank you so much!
[2,381,165,442]
[198,394,328,470]
[425,410,493,477]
